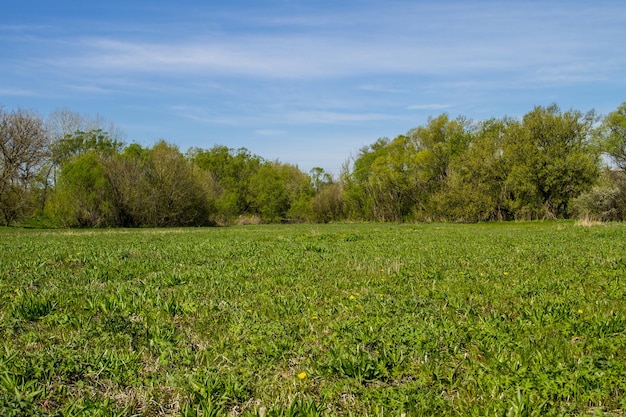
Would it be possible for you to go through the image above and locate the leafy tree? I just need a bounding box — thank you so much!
[311,181,343,223]
[283,163,315,222]
[52,129,123,165]
[600,102,626,170]
[407,114,472,190]
[41,110,124,213]
[342,114,472,221]
[310,167,333,192]
[309,168,343,223]
[434,118,511,221]
[247,161,313,223]
[0,107,50,225]
[503,105,600,219]
[142,141,210,226]
[341,138,389,220]
[367,135,420,221]
[100,144,150,227]
[190,146,262,223]
[51,151,114,227]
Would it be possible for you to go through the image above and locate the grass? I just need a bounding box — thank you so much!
[0,222,625,416]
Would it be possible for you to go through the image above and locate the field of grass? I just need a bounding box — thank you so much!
[1,222,625,416]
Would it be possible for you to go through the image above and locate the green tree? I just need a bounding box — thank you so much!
[100,144,150,227]
[342,114,472,221]
[407,114,473,201]
[190,146,262,223]
[503,105,600,219]
[341,138,389,220]
[311,181,343,223]
[52,129,123,166]
[51,151,114,227]
[48,129,126,227]
[247,161,313,223]
[434,118,511,221]
[367,135,420,221]
[309,168,343,223]
[600,102,626,170]
[143,141,210,226]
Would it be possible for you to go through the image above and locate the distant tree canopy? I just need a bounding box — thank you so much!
[1,103,625,227]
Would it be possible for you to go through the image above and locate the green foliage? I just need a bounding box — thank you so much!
[12,291,56,322]
[52,129,123,165]
[142,141,211,226]
[503,105,600,219]
[3,102,626,226]
[1,223,625,415]
[51,151,114,227]
[600,102,626,170]
[434,118,511,221]
[190,146,263,223]
[343,105,602,222]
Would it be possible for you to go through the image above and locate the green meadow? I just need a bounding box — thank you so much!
[1,222,625,416]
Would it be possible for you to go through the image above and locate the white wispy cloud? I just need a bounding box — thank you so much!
[12,1,624,91]
[255,129,285,136]
[2,0,625,173]
[285,110,402,124]
[357,84,408,94]
[0,87,38,97]
[407,104,451,111]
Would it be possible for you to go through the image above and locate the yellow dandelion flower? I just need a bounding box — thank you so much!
[311,315,318,320]
[246,309,252,313]
[349,295,355,300]
[577,309,583,314]
[504,272,509,276]
[297,372,307,379]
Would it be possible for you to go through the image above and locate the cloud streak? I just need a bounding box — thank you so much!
[1,0,625,174]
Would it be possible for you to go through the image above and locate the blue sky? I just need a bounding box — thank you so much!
[2,1,625,175]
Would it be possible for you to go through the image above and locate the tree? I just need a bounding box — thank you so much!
[309,167,343,223]
[503,105,600,219]
[0,107,50,225]
[434,118,511,221]
[311,181,343,223]
[247,161,312,223]
[367,135,419,221]
[407,114,472,188]
[342,114,472,221]
[100,144,150,227]
[142,141,210,226]
[51,151,114,227]
[190,146,262,223]
[600,102,626,170]
[47,129,126,227]
[340,139,383,220]
[52,129,123,165]
[42,109,125,212]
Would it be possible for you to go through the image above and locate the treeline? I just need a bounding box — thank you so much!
[1,103,625,227]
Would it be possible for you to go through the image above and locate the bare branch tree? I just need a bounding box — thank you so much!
[0,107,50,225]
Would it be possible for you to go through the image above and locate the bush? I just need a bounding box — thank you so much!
[571,171,626,221]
